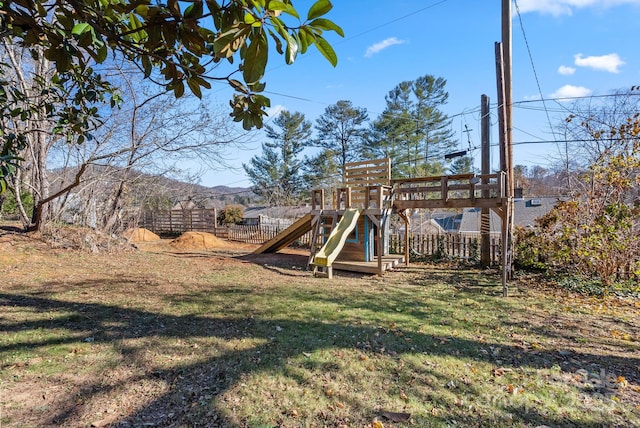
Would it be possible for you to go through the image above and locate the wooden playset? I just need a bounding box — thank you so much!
[254,158,507,278]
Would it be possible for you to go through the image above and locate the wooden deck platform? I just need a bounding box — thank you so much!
[332,255,405,275]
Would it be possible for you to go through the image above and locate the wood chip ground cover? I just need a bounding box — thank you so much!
[0,228,638,427]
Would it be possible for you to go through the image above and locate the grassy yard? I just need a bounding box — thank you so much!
[0,230,639,427]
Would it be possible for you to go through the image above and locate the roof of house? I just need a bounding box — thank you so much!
[458,197,561,233]
[242,205,312,219]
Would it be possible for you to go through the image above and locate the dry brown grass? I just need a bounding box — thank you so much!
[0,226,638,427]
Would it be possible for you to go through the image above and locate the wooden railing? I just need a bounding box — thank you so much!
[341,158,391,209]
[392,172,506,209]
[388,232,501,264]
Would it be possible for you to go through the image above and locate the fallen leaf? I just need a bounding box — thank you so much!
[616,376,628,388]
[399,390,408,401]
[380,411,411,422]
[372,420,385,428]
[491,367,513,377]
[90,413,120,427]
[335,401,345,409]
[290,409,299,417]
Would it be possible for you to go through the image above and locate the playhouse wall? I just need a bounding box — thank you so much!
[336,218,367,262]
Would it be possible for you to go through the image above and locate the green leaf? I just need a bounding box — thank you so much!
[309,18,344,37]
[244,12,256,24]
[135,4,149,16]
[307,0,332,21]
[297,26,312,54]
[71,23,92,35]
[243,33,268,84]
[285,32,298,64]
[248,81,266,92]
[242,114,255,130]
[172,80,185,98]
[167,0,181,16]
[313,34,337,66]
[141,55,152,77]
[267,29,284,55]
[267,0,300,18]
[229,79,249,94]
[184,1,203,19]
[187,77,203,98]
[268,1,288,12]
[96,44,108,63]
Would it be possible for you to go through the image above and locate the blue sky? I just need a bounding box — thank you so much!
[201,0,640,188]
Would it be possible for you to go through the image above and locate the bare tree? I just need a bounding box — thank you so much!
[1,47,251,232]
[48,65,251,233]
[558,89,640,165]
[0,42,59,227]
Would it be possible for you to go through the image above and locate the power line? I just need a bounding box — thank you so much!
[512,137,625,146]
[338,0,451,43]
[514,0,560,152]
[513,92,640,105]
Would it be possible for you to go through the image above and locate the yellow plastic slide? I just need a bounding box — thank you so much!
[312,209,360,267]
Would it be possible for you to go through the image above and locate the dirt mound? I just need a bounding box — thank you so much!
[125,228,160,242]
[169,231,226,250]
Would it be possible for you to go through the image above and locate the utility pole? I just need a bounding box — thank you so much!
[497,0,514,297]
[480,94,491,267]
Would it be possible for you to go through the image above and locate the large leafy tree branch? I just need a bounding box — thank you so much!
[0,0,343,190]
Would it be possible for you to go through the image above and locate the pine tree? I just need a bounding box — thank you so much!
[243,111,311,206]
[369,75,454,177]
[314,100,369,179]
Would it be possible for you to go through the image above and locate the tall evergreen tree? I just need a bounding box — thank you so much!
[314,100,369,179]
[448,156,475,175]
[369,75,454,177]
[303,149,340,190]
[243,111,311,206]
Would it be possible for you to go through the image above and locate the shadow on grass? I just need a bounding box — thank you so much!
[1,284,638,427]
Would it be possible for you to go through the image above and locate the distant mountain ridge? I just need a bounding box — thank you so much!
[48,164,257,209]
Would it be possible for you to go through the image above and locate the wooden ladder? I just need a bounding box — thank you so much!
[308,211,338,273]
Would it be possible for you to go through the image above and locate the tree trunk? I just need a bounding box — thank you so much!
[101,179,127,233]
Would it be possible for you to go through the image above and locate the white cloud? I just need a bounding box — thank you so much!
[558,65,576,75]
[364,37,406,58]
[265,104,285,117]
[550,84,592,100]
[574,53,625,73]
[516,0,640,17]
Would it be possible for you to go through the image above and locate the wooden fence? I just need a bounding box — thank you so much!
[388,233,502,264]
[140,210,312,246]
[225,224,313,246]
[140,210,500,263]
[140,209,217,234]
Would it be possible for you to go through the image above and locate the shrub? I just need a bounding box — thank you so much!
[217,205,244,225]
